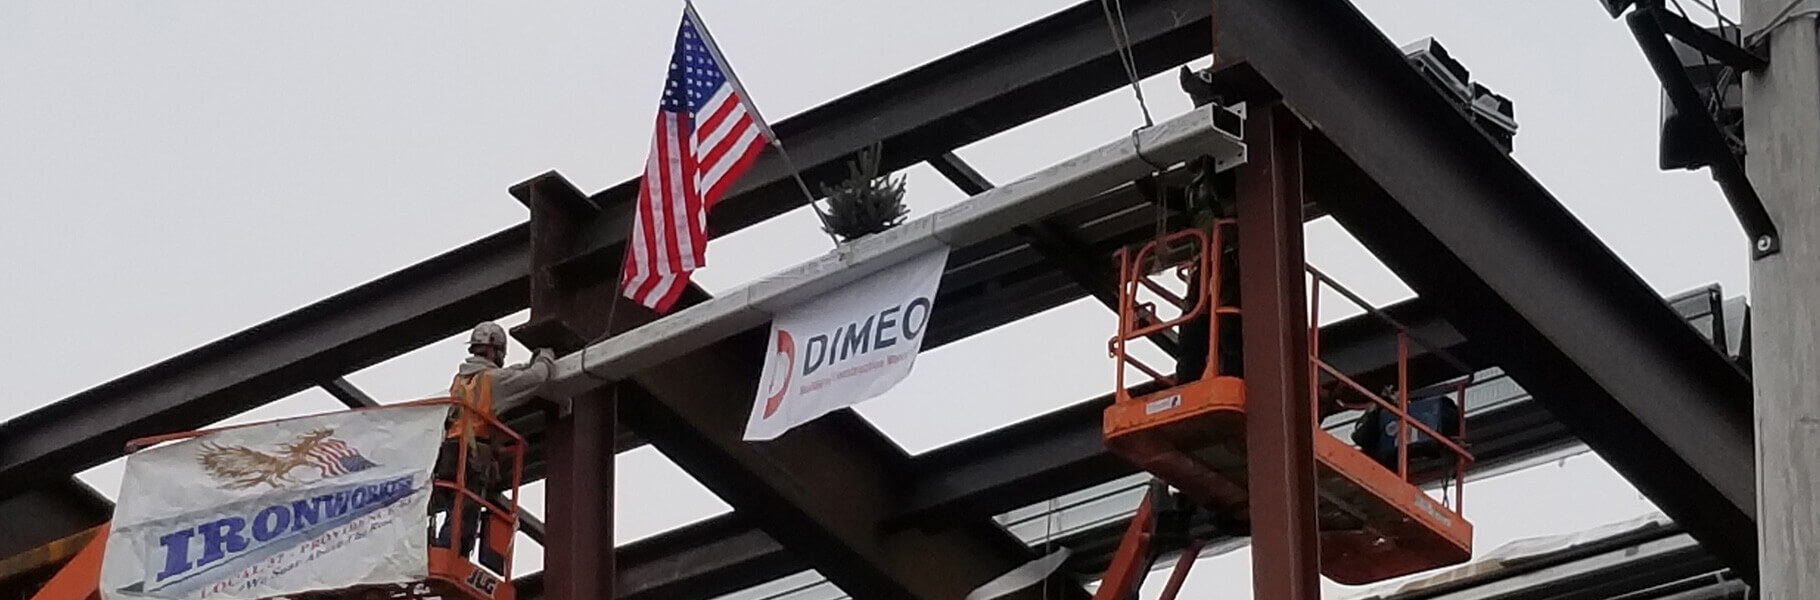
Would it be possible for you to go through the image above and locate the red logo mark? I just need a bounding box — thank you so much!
[762,330,795,419]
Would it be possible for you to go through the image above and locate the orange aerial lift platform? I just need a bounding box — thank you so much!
[1095,215,1476,598]
[30,399,523,600]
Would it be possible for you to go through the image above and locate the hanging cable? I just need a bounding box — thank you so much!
[1102,0,1166,263]
[1042,497,1058,598]
[1209,0,1222,67]
[1100,0,1155,128]
[1116,0,1154,128]
[576,246,635,384]
[1669,0,1730,127]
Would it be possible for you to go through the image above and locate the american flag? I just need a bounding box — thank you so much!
[620,2,776,312]
[306,438,377,477]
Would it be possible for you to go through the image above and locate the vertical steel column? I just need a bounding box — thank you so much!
[516,173,618,600]
[1237,104,1320,599]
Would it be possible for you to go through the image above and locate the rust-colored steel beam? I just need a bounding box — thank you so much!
[516,175,617,600]
[1236,104,1320,599]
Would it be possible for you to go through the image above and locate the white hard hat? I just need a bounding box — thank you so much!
[467,322,508,349]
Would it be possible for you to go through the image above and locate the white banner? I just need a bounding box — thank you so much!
[745,247,950,441]
[101,404,449,600]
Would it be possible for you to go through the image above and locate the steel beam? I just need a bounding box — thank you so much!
[617,334,1079,598]
[894,296,1479,526]
[500,278,1732,597]
[532,512,1738,600]
[0,480,111,561]
[1215,0,1758,578]
[504,278,1725,596]
[0,226,529,495]
[506,168,1383,484]
[321,377,379,409]
[540,106,1244,396]
[516,514,802,600]
[926,153,1181,356]
[517,177,617,600]
[586,376,1571,598]
[0,0,1221,498]
[527,298,1499,596]
[515,168,1101,599]
[1384,530,1722,600]
[1236,103,1320,599]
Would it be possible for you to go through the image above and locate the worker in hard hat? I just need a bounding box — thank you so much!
[434,322,555,570]
[451,322,556,424]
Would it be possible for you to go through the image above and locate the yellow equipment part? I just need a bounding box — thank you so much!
[28,524,107,600]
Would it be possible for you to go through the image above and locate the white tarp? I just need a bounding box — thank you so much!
[744,247,950,441]
[101,404,448,600]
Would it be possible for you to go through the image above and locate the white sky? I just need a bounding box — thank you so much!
[0,0,1750,597]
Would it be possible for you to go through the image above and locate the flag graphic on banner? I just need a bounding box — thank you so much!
[620,2,776,313]
[305,438,378,477]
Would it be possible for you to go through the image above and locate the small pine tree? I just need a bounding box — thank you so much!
[819,143,909,243]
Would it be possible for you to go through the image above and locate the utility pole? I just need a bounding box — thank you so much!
[1743,1,1820,598]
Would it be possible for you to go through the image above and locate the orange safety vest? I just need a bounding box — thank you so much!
[448,370,495,441]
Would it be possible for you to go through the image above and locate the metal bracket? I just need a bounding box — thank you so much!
[1626,6,1781,259]
[1652,7,1768,71]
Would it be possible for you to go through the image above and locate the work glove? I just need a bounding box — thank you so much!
[533,347,555,362]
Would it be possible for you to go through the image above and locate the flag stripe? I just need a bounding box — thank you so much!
[697,106,753,181]
[696,102,745,159]
[671,131,696,272]
[704,134,766,206]
[694,87,739,149]
[661,113,690,274]
[652,114,678,278]
[701,123,765,203]
[625,123,667,303]
[680,119,708,271]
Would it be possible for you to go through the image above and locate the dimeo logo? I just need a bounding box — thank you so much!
[761,296,934,418]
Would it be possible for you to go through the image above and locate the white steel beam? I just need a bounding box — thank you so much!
[543,104,1247,398]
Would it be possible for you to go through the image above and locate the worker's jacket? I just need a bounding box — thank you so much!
[448,353,554,442]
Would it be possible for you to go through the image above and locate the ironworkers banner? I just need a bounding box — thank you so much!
[745,247,950,441]
[100,404,448,600]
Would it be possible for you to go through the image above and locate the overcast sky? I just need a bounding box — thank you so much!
[0,0,1748,598]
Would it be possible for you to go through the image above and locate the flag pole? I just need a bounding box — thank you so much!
[684,0,839,243]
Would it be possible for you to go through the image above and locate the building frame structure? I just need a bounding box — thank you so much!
[0,0,1762,598]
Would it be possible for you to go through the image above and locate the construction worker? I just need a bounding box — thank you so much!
[1174,156,1243,384]
[434,322,555,570]
[1172,67,1245,385]
[451,322,556,424]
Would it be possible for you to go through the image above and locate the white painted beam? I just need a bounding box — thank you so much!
[543,104,1247,398]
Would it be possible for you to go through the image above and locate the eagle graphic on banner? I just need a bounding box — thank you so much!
[196,428,378,489]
